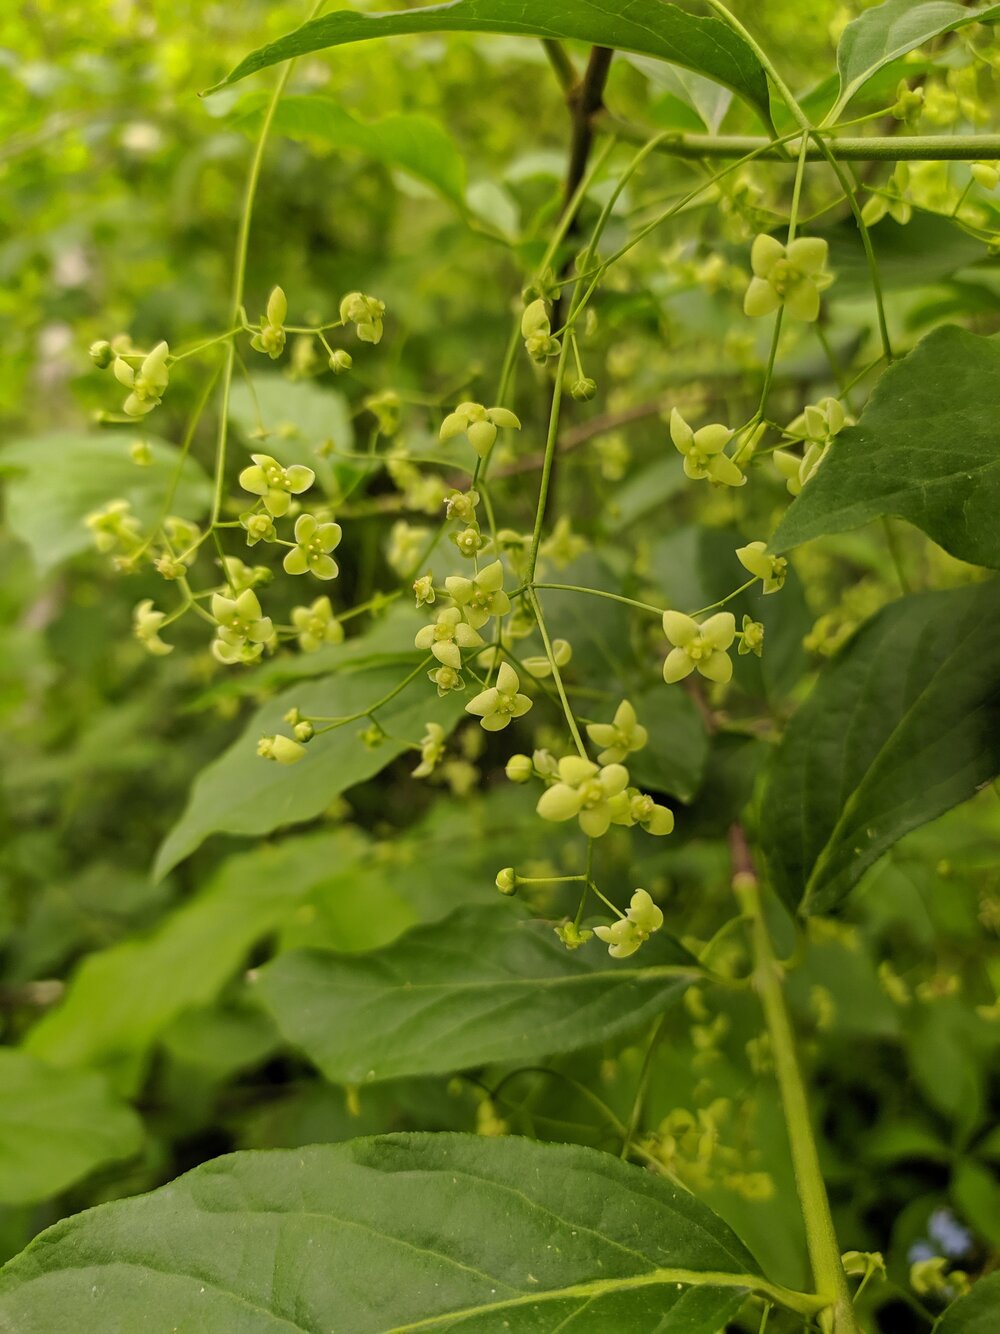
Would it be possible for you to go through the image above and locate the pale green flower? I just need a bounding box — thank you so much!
[594,889,664,959]
[662,611,736,685]
[445,560,510,630]
[736,541,787,594]
[428,664,465,696]
[536,756,630,838]
[554,921,594,949]
[415,606,484,669]
[114,340,169,416]
[250,286,287,359]
[739,615,765,658]
[412,573,436,607]
[283,514,343,579]
[339,291,385,344]
[85,498,141,554]
[744,235,832,322]
[522,638,572,679]
[465,662,532,732]
[440,403,521,458]
[132,599,173,656]
[586,699,648,765]
[521,299,560,361]
[292,596,344,653]
[257,733,307,765]
[625,790,674,836]
[670,409,744,487]
[413,722,446,779]
[238,453,315,517]
[211,588,273,666]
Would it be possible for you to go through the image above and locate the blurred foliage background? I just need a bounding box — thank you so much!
[1,2,999,1330]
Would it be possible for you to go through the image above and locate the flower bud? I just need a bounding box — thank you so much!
[329,349,353,374]
[505,754,533,783]
[571,377,597,402]
[293,720,314,743]
[495,867,518,895]
[90,339,114,369]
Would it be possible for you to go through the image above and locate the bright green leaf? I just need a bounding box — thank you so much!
[208,1,773,126]
[829,0,1000,122]
[155,661,465,877]
[760,581,1000,916]
[0,1050,143,1206]
[255,904,700,1083]
[772,327,1000,568]
[0,1133,813,1333]
[0,432,211,573]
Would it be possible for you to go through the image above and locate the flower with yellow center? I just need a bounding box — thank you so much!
[735,541,787,594]
[465,662,532,732]
[670,410,744,487]
[662,611,736,685]
[744,235,833,322]
[594,889,664,959]
[445,560,511,630]
[414,607,484,670]
[536,756,630,838]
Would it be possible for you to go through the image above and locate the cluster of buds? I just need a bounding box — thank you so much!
[413,560,515,700]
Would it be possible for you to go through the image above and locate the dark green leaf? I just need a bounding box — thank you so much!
[0,1133,801,1333]
[255,904,699,1083]
[208,1,773,126]
[619,685,709,803]
[760,581,1000,915]
[823,213,989,299]
[935,1273,1000,1334]
[0,432,211,573]
[0,1051,143,1206]
[772,327,1000,568]
[830,0,1000,121]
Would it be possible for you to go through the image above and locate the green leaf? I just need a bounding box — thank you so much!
[208,1,773,126]
[760,581,1000,916]
[0,1050,142,1205]
[25,829,373,1092]
[155,659,465,877]
[771,327,1000,568]
[618,685,709,803]
[255,904,700,1083]
[0,432,211,573]
[935,1273,1000,1334]
[830,0,1000,122]
[823,212,989,298]
[0,1133,813,1332]
[237,94,467,208]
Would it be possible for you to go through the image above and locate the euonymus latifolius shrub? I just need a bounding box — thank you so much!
[2,0,1000,1330]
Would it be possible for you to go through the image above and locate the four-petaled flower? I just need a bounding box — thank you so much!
[670,409,744,487]
[413,722,446,779]
[238,453,315,517]
[292,596,344,653]
[626,790,674,836]
[250,286,287,359]
[445,560,511,630]
[114,341,169,417]
[133,599,173,656]
[739,615,765,657]
[211,588,274,665]
[536,756,630,838]
[428,664,464,696]
[466,662,532,732]
[439,403,521,458]
[736,541,787,594]
[339,291,385,344]
[662,611,736,685]
[257,733,307,765]
[586,699,648,765]
[415,606,484,669]
[594,889,663,960]
[283,513,343,579]
[744,235,833,322]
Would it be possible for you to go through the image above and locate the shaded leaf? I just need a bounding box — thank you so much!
[831,0,1000,121]
[935,1273,1000,1334]
[0,1133,799,1333]
[255,904,700,1083]
[0,1051,142,1206]
[208,1,773,126]
[0,432,211,573]
[237,94,467,207]
[772,327,1000,568]
[760,582,1000,916]
[619,684,709,803]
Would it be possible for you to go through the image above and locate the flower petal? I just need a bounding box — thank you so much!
[662,610,699,647]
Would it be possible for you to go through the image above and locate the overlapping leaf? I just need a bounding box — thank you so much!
[771,327,1000,568]
[760,581,1000,915]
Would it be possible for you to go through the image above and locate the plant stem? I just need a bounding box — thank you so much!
[729,827,860,1334]
[597,121,1000,162]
